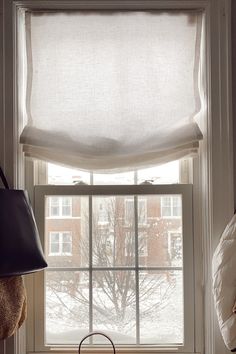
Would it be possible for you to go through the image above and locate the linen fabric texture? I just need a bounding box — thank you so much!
[20,10,203,172]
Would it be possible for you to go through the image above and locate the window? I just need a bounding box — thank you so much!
[161,196,181,218]
[49,232,72,256]
[125,198,147,225]
[49,197,72,217]
[125,231,148,257]
[95,198,109,224]
[168,231,182,267]
[2,1,233,354]
[34,173,194,352]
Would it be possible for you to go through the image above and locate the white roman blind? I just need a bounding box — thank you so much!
[20,10,203,171]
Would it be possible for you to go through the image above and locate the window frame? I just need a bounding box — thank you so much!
[34,184,193,353]
[167,231,182,266]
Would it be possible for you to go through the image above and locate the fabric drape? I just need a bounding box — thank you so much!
[20,10,203,172]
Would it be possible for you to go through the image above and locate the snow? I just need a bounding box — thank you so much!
[45,272,183,346]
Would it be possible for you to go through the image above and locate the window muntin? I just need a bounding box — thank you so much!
[168,231,182,267]
[125,198,147,225]
[35,185,193,350]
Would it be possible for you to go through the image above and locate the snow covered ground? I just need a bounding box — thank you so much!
[45,271,183,346]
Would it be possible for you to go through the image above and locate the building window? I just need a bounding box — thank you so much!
[125,198,147,225]
[49,231,72,256]
[161,196,181,218]
[168,231,182,267]
[49,197,72,217]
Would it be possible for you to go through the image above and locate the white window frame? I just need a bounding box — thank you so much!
[35,184,194,353]
[124,231,148,257]
[49,231,72,256]
[0,1,233,354]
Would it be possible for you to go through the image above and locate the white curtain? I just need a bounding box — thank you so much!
[20,10,203,172]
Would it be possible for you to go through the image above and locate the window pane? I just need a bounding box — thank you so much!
[50,243,60,254]
[125,199,134,224]
[93,271,136,344]
[138,199,147,224]
[137,161,180,184]
[44,193,185,346]
[50,232,59,243]
[46,161,184,185]
[62,232,72,242]
[138,195,182,267]
[45,271,89,345]
[93,197,135,267]
[138,232,148,257]
[168,232,182,267]
[139,270,183,344]
[48,163,90,185]
[93,171,134,185]
[50,197,59,216]
[45,197,89,267]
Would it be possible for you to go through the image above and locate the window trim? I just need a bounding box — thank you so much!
[0,1,233,354]
[167,231,182,266]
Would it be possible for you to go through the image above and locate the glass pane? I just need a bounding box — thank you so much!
[45,271,89,345]
[93,171,134,185]
[62,242,72,254]
[137,161,180,184]
[93,271,136,344]
[92,197,135,267]
[138,199,147,224]
[168,232,182,267]
[138,195,182,267]
[50,232,59,242]
[139,270,183,344]
[173,196,181,216]
[48,163,90,185]
[50,243,60,254]
[46,160,184,185]
[45,196,89,267]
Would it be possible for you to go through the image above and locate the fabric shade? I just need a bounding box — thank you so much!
[20,10,203,172]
